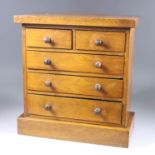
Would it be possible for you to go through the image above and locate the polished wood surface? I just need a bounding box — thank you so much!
[27,72,123,98]
[27,51,124,75]
[18,112,135,148]
[122,28,135,126]
[14,14,138,28]
[14,13,138,147]
[26,28,72,49]
[27,94,122,124]
[22,27,28,114]
[76,30,125,52]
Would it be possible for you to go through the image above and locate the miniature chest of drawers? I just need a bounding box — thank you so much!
[14,14,138,147]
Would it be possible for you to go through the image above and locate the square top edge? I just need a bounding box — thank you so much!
[13,13,139,28]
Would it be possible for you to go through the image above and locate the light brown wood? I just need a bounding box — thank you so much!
[27,51,124,75]
[26,28,72,49]
[28,90,123,102]
[122,28,135,126]
[17,112,135,148]
[22,27,29,114]
[27,72,123,99]
[76,30,125,52]
[14,13,138,147]
[27,47,126,56]
[27,94,122,124]
[14,14,138,28]
[28,113,122,127]
[28,69,123,79]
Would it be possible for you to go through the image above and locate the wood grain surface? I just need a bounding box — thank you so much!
[26,28,72,49]
[27,72,123,99]
[27,94,122,124]
[76,30,125,52]
[27,51,124,75]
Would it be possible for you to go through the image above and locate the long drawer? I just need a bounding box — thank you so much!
[27,72,123,99]
[27,51,124,76]
[27,94,122,124]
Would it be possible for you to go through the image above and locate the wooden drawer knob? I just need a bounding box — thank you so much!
[44,104,52,111]
[95,39,103,46]
[44,59,52,65]
[44,80,52,87]
[95,83,102,91]
[43,36,52,43]
[94,107,102,115]
[95,61,102,68]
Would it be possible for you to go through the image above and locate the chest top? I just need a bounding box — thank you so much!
[14,13,138,28]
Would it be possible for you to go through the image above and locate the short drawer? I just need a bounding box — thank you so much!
[27,51,124,76]
[27,72,123,99]
[27,94,122,124]
[26,28,72,49]
[75,30,125,52]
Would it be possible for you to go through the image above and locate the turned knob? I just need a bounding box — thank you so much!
[95,61,102,68]
[43,36,52,43]
[94,107,102,115]
[95,83,102,91]
[44,59,52,65]
[44,80,52,87]
[95,39,103,46]
[44,104,52,111]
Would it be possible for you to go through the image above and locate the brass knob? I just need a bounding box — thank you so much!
[95,61,102,68]
[44,59,51,65]
[44,80,52,87]
[44,104,52,111]
[43,36,52,43]
[94,107,102,115]
[95,39,103,46]
[95,83,102,91]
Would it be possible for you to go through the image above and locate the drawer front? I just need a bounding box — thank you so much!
[27,73,123,99]
[26,28,72,49]
[27,94,122,124]
[75,30,125,52]
[27,51,124,75]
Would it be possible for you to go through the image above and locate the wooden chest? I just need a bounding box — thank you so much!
[14,14,138,147]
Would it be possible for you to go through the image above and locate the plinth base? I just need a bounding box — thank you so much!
[17,112,134,148]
